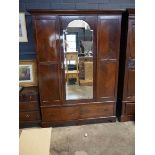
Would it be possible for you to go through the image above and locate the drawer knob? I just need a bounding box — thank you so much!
[25,114,30,118]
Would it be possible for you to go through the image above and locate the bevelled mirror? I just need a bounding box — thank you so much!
[63,20,94,100]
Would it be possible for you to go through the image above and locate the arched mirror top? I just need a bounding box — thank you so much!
[67,20,91,30]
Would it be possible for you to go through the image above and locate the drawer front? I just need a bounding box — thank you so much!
[42,103,114,122]
[80,103,114,119]
[20,101,39,111]
[19,111,40,121]
[19,94,38,102]
[125,103,135,115]
[42,106,79,122]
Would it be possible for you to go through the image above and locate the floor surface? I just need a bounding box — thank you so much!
[20,121,135,155]
[50,121,135,155]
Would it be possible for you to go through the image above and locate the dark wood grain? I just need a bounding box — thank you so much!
[79,103,114,119]
[20,101,39,111]
[117,9,135,122]
[29,10,124,15]
[42,106,79,122]
[123,10,135,103]
[34,17,60,62]
[38,63,62,105]
[126,70,135,98]
[41,102,114,123]
[96,15,121,102]
[97,62,117,100]
[19,121,41,128]
[19,87,41,128]
[19,86,38,102]
[34,17,64,106]
[30,10,122,126]
[41,116,116,127]
[19,111,40,121]
[97,16,121,60]
[125,103,135,115]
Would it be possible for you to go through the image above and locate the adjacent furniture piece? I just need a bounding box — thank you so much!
[117,9,135,121]
[19,86,41,128]
[30,10,122,127]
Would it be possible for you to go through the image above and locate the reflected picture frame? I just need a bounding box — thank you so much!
[19,60,37,87]
[19,13,28,42]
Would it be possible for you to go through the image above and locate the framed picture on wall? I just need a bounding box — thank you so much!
[19,60,37,87]
[19,13,28,42]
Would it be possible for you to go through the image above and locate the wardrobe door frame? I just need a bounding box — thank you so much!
[59,15,98,104]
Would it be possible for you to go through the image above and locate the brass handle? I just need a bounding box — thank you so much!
[25,114,30,118]
[61,63,64,69]
[29,96,32,100]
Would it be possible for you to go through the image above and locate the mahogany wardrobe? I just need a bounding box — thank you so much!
[30,10,122,127]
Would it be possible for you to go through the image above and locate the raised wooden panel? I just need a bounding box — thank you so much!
[127,70,135,98]
[97,61,117,99]
[79,103,114,119]
[35,18,60,62]
[123,16,135,101]
[97,15,121,101]
[41,102,114,123]
[20,101,39,111]
[38,63,62,105]
[41,106,79,122]
[97,16,121,59]
[128,19,135,58]
[125,103,135,115]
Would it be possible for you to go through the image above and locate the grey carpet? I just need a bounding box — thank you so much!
[50,121,135,155]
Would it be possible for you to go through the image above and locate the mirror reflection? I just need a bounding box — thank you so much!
[63,20,93,100]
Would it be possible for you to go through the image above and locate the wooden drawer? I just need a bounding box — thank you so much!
[20,101,39,111]
[42,106,79,122]
[19,111,40,121]
[19,94,38,102]
[79,103,114,119]
[41,103,114,123]
[19,87,38,102]
[125,103,135,115]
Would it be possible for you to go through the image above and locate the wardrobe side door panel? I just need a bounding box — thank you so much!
[127,70,135,98]
[123,18,135,101]
[128,19,135,58]
[97,16,121,60]
[34,16,63,105]
[97,15,121,101]
[38,63,62,105]
[97,61,116,98]
[35,18,60,62]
